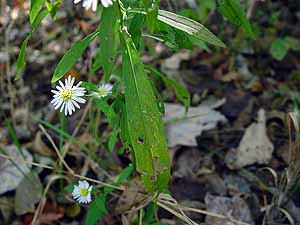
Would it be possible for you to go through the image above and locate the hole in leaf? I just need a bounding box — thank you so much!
[137,137,145,144]
[150,174,157,181]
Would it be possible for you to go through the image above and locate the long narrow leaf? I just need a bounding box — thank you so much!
[121,28,170,193]
[52,30,100,83]
[30,0,45,24]
[16,9,48,80]
[157,10,226,48]
[218,0,254,38]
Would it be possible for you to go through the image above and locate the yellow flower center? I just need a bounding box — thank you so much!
[97,88,106,96]
[80,188,88,196]
[61,89,73,101]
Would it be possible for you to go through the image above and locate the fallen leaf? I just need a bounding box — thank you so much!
[15,173,42,215]
[116,178,147,214]
[0,145,32,195]
[32,131,55,157]
[163,99,227,147]
[162,50,191,70]
[39,201,65,224]
[225,109,274,169]
[0,197,14,224]
[205,193,254,225]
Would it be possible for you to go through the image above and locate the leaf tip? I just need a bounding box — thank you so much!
[51,76,58,83]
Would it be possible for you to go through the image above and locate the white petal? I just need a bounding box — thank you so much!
[101,0,112,7]
[75,81,83,87]
[82,180,89,188]
[60,102,66,112]
[70,77,75,87]
[64,103,69,116]
[71,99,81,109]
[56,85,64,91]
[54,100,63,109]
[51,90,60,95]
[92,0,97,11]
[67,102,73,115]
[73,96,86,104]
[59,80,65,89]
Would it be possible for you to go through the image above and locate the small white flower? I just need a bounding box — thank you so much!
[51,75,86,116]
[72,180,93,204]
[92,84,113,98]
[73,0,113,11]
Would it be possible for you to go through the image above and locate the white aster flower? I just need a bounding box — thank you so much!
[73,0,113,11]
[92,84,113,98]
[51,75,86,116]
[72,180,93,204]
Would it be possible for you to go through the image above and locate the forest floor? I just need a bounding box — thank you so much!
[1,0,300,225]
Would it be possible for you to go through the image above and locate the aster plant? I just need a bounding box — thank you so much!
[15,0,248,224]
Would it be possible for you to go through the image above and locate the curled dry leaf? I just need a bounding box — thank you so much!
[226,109,274,169]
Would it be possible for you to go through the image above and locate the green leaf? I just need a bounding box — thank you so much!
[95,98,117,125]
[30,0,44,24]
[270,38,288,61]
[64,184,74,193]
[129,14,146,50]
[120,102,130,144]
[157,10,226,48]
[45,0,62,20]
[188,35,209,51]
[141,0,152,8]
[52,30,100,83]
[16,41,29,80]
[146,0,160,32]
[198,0,216,23]
[284,36,300,51]
[121,28,170,193]
[82,82,99,92]
[85,195,108,225]
[108,129,118,152]
[145,65,190,112]
[149,79,165,114]
[16,9,48,80]
[217,0,254,38]
[95,5,119,81]
[104,165,133,194]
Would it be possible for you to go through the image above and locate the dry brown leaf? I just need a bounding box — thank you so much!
[164,100,227,147]
[205,193,254,225]
[226,109,274,169]
[0,145,32,194]
[116,178,147,214]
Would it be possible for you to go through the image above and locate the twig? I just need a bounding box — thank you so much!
[139,209,143,225]
[246,0,256,19]
[31,175,67,225]
[180,206,252,225]
[39,124,74,174]
[125,195,155,215]
[157,194,253,225]
[61,101,90,159]
[0,153,123,191]
[157,201,198,225]
[0,152,253,225]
